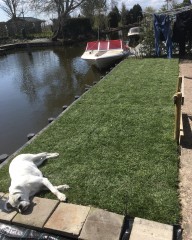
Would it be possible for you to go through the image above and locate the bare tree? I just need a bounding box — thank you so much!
[144,6,156,14]
[110,0,117,9]
[81,0,107,19]
[0,0,21,19]
[80,0,107,30]
[31,0,85,18]
[30,0,86,40]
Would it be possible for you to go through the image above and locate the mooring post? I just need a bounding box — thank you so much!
[0,154,9,164]
[75,95,80,100]
[27,133,35,141]
[48,118,55,123]
[62,105,68,111]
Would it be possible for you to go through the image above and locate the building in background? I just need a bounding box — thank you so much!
[6,17,45,36]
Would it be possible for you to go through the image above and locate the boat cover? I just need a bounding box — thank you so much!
[86,40,125,51]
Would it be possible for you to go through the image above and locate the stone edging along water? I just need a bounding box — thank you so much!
[0,39,61,52]
[0,57,119,169]
[0,38,89,167]
[0,38,86,55]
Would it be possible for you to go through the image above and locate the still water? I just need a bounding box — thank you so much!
[0,46,103,155]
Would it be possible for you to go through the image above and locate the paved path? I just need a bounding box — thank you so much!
[179,60,192,240]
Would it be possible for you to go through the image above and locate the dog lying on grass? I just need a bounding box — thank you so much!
[5,152,69,213]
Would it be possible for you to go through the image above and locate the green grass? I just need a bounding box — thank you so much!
[0,58,180,224]
[28,30,53,39]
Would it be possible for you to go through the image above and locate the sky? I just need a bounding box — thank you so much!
[0,0,184,22]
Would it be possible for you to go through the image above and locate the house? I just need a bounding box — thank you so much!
[6,17,45,36]
[0,22,8,38]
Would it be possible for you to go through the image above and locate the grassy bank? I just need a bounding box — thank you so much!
[0,58,180,224]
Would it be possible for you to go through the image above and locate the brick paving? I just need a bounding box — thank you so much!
[0,193,17,223]
[129,217,173,240]
[179,60,192,240]
[79,208,124,240]
[12,197,59,229]
[44,203,90,238]
[0,193,5,198]
[0,193,174,239]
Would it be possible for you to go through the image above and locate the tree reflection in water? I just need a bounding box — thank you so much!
[0,46,104,155]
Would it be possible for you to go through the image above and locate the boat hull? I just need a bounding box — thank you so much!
[81,40,129,69]
[81,50,129,69]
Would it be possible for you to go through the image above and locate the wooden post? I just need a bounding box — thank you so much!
[174,92,182,144]
[181,77,185,105]
[177,76,182,92]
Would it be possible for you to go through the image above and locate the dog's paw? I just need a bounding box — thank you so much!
[50,153,59,158]
[62,184,70,190]
[56,184,70,191]
[57,193,66,202]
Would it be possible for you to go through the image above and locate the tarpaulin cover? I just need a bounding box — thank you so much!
[0,223,69,240]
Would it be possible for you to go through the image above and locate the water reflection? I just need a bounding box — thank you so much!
[0,46,104,155]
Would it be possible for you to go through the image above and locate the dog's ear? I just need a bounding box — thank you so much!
[4,200,13,212]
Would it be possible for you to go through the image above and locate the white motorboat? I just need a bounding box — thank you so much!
[81,40,129,69]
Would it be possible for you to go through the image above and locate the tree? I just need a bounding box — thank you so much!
[160,0,182,10]
[182,0,191,6]
[144,6,156,14]
[129,4,143,24]
[31,0,86,40]
[110,0,117,9]
[140,15,155,56]
[80,0,107,29]
[80,0,107,18]
[120,3,133,26]
[0,0,20,19]
[80,0,95,18]
[108,6,121,28]
[121,3,127,26]
[32,0,85,19]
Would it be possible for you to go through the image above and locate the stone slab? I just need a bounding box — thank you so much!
[129,217,173,240]
[44,203,90,238]
[0,192,5,198]
[79,208,124,240]
[0,193,17,223]
[12,197,59,229]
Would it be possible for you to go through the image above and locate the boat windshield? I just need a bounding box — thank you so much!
[86,40,123,51]
[99,41,108,50]
[86,41,99,51]
[109,40,122,49]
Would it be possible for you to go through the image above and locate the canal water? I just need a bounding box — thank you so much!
[0,46,104,155]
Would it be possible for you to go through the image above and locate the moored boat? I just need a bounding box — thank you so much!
[81,40,129,69]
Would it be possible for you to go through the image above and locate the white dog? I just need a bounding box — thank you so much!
[5,152,69,213]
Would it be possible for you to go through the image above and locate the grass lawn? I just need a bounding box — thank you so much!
[0,58,180,224]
